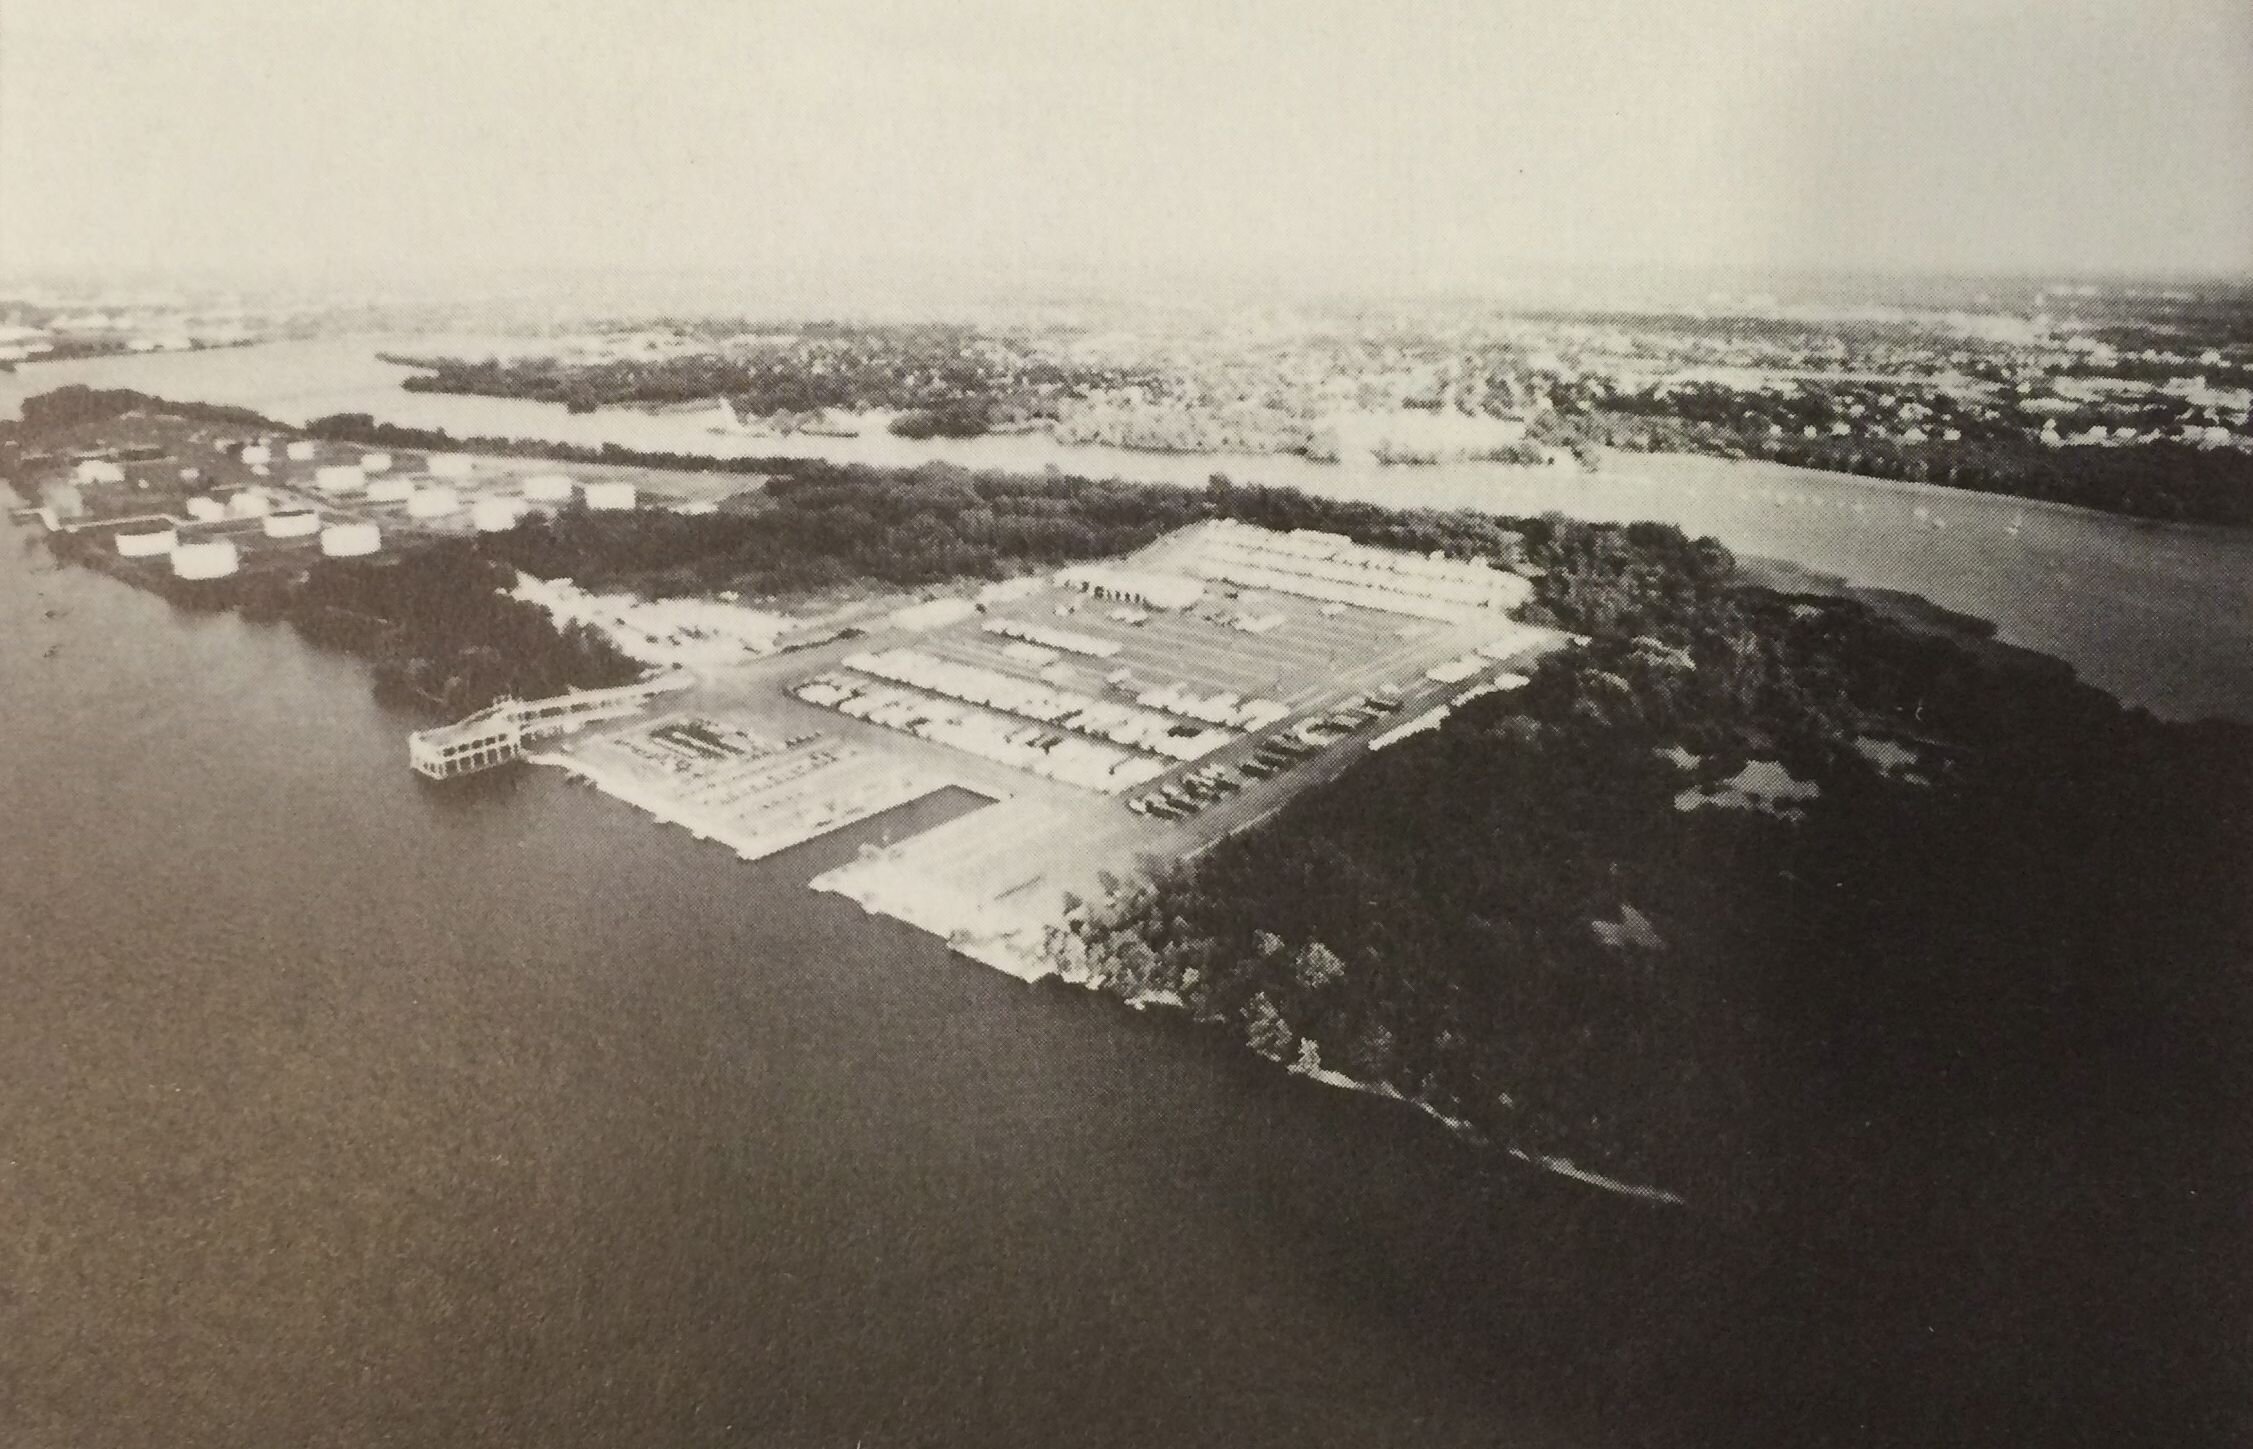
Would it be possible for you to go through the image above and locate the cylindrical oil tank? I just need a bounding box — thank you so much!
[522,473,575,502]
[321,523,381,557]
[227,490,272,517]
[116,527,178,557]
[472,499,523,531]
[427,454,474,479]
[186,496,227,522]
[313,464,365,493]
[584,481,636,511]
[172,540,240,579]
[407,486,460,518]
[239,444,272,465]
[359,452,393,474]
[285,440,317,461]
[365,478,413,503]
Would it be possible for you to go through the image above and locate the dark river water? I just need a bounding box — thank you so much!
[4,514,1731,1446]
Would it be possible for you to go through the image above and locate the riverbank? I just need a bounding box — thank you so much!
[25,506,1733,1449]
[9,336,2251,721]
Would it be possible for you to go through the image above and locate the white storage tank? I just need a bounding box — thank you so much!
[407,486,460,519]
[285,440,317,461]
[427,454,474,479]
[321,522,381,557]
[227,490,272,517]
[178,467,202,483]
[115,527,178,557]
[472,498,524,532]
[251,464,271,477]
[74,459,125,484]
[239,444,272,465]
[264,509,320,538]
[313,464,365,493]
[365,478,413,503]
[359,452,393,474]
[185,496,227,522]
[172,540,240,580]
[584,481,636,511]
[522,473,575,502]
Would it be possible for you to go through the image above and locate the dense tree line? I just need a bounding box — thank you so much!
[1057,507,2253,1212]
[387,324,1133,426]
[304,413,803,478]
[1550,387,2253,524]
[235,544,642,713]
[19,384,272,432]
[463,465,1552,608]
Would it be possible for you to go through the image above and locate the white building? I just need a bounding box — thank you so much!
[472,499,524,532]
[584,481,636,511]
[523,474,575,502]
[115,527,177,557]
[1053,564,1205,611]
[172,540,240,580]
[407,486,461,518]
[321,523,381,557]
[185,496,226,522]
[74,459,125,485]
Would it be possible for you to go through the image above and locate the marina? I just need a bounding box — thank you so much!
[424,520,1568,978]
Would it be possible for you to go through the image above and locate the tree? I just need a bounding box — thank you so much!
[1291,940,1346,991]
[1243,992,1294,1061]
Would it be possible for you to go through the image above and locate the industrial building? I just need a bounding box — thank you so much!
[1053,564,1205,611]
[473,499,524,532]
[171,540,240,580]
[115,527,176,557]
[320,523,381,557]
[407,487,460,519]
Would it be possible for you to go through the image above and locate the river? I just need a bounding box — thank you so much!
[6,348,2227,1447]
[8,336,2252,721]
[8,509,1732,1446]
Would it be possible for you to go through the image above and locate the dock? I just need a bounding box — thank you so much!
[407,673,695,779]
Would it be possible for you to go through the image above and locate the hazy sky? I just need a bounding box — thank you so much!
[3,0,2249,288]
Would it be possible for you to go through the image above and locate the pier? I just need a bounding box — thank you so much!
[407,673,694,779]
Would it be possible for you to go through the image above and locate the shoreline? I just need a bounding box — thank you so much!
[1076,969,1689,1206]
[525,742,969,866]
[9,337,2247,538]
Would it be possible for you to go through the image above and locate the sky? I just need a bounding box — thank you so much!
[2,0,2249,292]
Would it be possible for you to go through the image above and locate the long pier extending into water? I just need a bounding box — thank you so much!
[408,673,694,779]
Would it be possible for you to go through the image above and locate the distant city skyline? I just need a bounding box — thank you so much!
[4,0,2250,288]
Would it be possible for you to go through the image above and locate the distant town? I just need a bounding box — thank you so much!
[8,274,2251,523]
